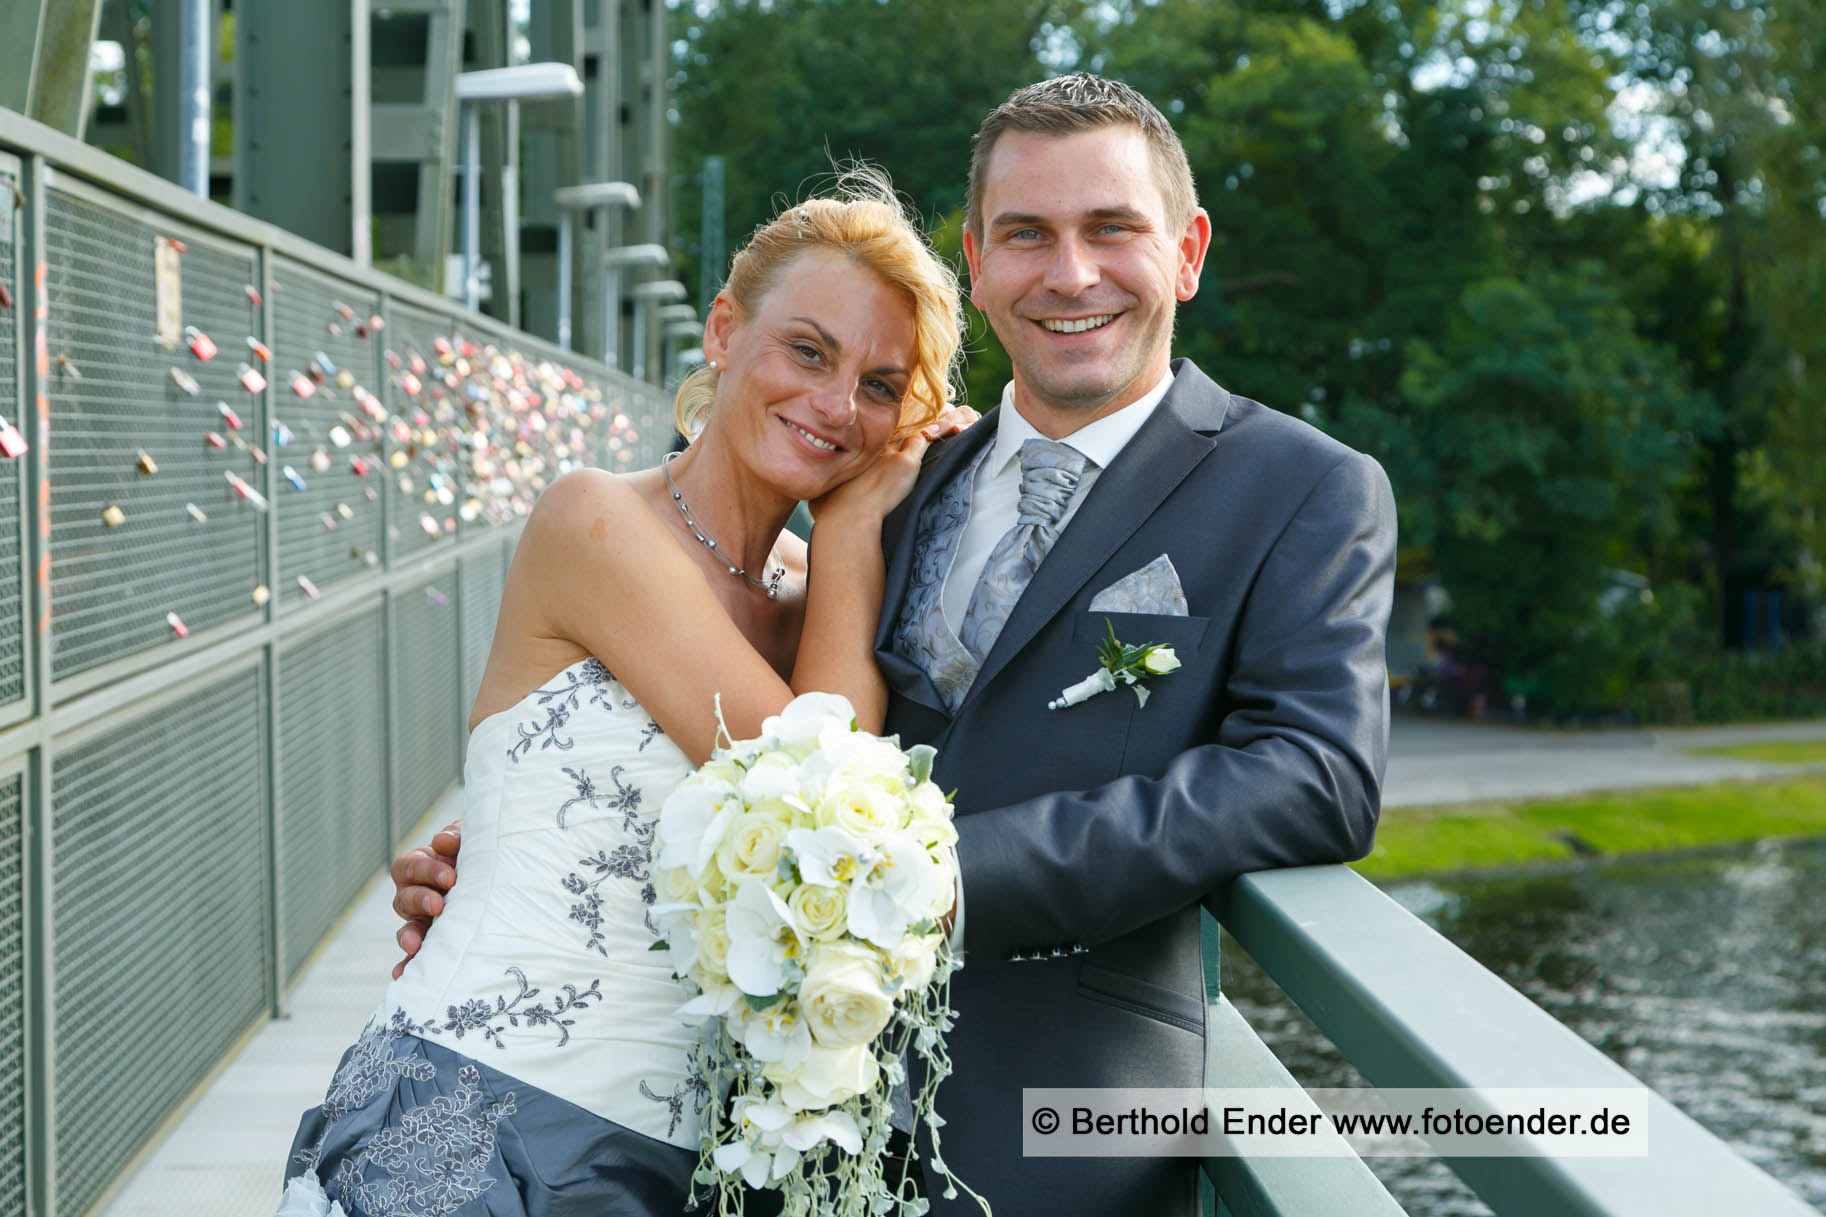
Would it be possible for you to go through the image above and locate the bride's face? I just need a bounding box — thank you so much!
[705,249,917,501]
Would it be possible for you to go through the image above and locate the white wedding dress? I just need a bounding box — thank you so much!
[280,657,710,1217]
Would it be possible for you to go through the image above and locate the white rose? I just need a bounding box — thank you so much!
[764,1041,880,1112]
[1143,646,1180,674]
[788,882,849,941]
[928,846,959,917]
[654,859,699,906]
[816,776,908,842]
[717,807,797,879]
[885,932,943,996]
[797,941,896,1049]
[695,907,731,977]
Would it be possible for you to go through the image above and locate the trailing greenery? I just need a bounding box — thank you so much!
[1357,775,1826,880]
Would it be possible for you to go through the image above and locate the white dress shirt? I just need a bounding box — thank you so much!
[939,368,1178,630]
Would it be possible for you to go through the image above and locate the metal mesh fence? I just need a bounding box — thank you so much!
[41,182,267,684]
[51,672,268,1217]
[390,569,460,844]
[271,260,386,607]
[380,300,458,565]
[275,608,389,981]
[459,543,506,718]
[3,122,673,1217]
[0,155,24,715]
[0,770,25,1217]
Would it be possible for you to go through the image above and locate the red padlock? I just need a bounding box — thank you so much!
[186,327,218,361]
[0,414,27,459]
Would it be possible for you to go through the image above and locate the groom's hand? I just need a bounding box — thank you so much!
[389,822,462,979]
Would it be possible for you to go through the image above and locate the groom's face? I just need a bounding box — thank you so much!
[965,124,1209,436]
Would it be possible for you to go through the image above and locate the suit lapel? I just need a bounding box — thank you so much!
[960,362,1233,707]
[873,409,1003,715]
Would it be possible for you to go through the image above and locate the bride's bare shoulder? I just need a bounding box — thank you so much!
[523,467,671,557]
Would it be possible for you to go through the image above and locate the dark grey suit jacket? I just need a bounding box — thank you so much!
[875,359,1397,1216]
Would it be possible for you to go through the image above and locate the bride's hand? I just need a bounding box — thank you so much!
[809,403,980,525]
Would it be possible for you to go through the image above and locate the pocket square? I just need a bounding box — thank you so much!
[1088,554,1189,616]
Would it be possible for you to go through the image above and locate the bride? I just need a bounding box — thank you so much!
[278,174,966,1217]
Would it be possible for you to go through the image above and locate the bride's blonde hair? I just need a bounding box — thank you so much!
[674,167,962,441]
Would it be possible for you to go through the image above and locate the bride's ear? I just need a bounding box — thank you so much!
[702,293,738,369]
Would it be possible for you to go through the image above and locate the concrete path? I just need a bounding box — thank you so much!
[92,718,1826,1217]
[1382,716,1826,809]
[93,788,460,1217]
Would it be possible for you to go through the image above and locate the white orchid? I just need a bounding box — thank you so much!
[723,878,804,997]
[847,831,944,947]
[712,1096,863,1188]
[761,691,857,750]
[656,782,737,880]
[727,997,812,1066]
[786,825,873,888]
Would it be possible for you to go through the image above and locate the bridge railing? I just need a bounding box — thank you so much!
[1204,865,1820,1216]
[0,106,675,1217]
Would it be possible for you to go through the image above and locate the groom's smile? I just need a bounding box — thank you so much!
[963,124,1209,437]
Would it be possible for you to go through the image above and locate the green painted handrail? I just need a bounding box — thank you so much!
[1216,865,1817,1217]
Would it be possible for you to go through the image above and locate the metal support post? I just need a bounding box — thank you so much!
[177,0,211,196]
[462,102,481,310]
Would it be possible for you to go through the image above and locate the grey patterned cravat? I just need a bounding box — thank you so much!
[957,438,1091,663]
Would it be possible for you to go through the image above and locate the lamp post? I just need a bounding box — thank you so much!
[456,64,584,311]
[600,244,671,370]
[665,318,704,382]
[631,279,688,383]
[553,181,640,351]
[658,307,698,382]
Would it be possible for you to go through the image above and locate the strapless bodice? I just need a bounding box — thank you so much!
[375,657,708,1147]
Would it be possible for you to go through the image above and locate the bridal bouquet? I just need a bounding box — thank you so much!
[651,692,985,1217]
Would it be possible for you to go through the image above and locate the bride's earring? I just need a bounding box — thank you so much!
[708,359,719,371]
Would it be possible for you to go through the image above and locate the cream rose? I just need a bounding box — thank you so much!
[764,1041,881,1112]
[1143,646,1181,674]
[717,807,797,879]
[694,907,731,978]
[788,882,849,942]
[797,941,895,1049]
[816,776,908,842]
[885,931,942,996]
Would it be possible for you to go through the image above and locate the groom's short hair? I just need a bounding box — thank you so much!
[966,73,1198,240]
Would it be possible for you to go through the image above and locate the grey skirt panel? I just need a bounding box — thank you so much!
[285,1027,698,1217]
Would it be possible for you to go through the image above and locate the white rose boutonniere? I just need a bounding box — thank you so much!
[1049,619,1184,710]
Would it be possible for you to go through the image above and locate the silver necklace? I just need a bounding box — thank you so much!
[663,451,786,599]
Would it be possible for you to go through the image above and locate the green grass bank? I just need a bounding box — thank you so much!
[1357,772,1826,881]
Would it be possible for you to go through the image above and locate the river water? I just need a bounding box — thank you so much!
[1214,840,1826,1214]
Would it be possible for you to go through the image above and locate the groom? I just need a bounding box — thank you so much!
[396,74,1395,1216]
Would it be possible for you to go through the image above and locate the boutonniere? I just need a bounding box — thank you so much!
[1049,620,1182,710]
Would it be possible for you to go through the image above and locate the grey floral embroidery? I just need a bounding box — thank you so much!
[325,1061,516,1217]
[639,1065,713,1138]
[560,763,660,954]
[431,967,604,1049]
[555,763,642,830]
[294,1014,440,1171]
[507,660,619,762]
[636,719,665,752]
